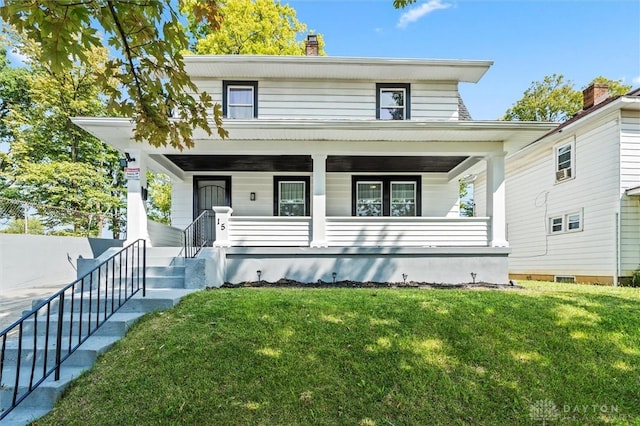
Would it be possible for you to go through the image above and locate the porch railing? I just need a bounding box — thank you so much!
[326,216,490,247]
[0,239,146,421]
[228,216,311,246]
[183,210,211,258]
[223,216,489,247]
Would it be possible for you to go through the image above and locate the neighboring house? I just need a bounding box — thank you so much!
[475,85,640,285]
[73,37,554,285]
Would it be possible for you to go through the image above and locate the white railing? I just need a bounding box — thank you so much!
[326,216,490,247]
[228,216,311,246]
[224,215,489,247]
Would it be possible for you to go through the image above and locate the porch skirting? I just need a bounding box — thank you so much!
[202,246,511,286]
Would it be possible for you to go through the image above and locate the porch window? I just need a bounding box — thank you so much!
[223,81,258,118]
[376,83,410,120]
[352,176,421,216]
[391,182,416,216]
[274,176,310,216]
[356,182,383,216]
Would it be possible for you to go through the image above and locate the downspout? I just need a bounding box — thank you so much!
[614,211,619,287]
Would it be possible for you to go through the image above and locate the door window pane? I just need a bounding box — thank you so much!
[357,182,383,216]
[391,182,416,216]
[279,181,305,216]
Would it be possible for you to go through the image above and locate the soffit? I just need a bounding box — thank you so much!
[164,155,468,173]
[184,55,492,83]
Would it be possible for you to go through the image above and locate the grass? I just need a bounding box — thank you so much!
[38,282,639,425]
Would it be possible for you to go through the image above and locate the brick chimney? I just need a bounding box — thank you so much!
[582,83,609,109]
[305,34,319,56]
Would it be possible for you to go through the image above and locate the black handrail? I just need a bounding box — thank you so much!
[0,239,146,421]
[184,210,211,258]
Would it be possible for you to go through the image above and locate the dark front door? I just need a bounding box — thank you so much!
[194,177,231,242]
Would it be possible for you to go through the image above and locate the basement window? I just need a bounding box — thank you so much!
[554,275,576,283]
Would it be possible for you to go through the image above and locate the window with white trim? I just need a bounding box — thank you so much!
[274,177,310,216]
[376,83,410,120]
[356,181,383,216]
[555,140,574,182]
[550,216,564,233]
[223,81,258,119]
[549,210,583,234]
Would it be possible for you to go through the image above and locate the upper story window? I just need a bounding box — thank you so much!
[376,83,411,120]
[223,81,258,119]
[555,140,574,182]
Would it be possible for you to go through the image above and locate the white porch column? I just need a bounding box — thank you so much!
[125,150,150,244]
[310,154,328,247]
[213,206,233,247]
[485,152,508,247]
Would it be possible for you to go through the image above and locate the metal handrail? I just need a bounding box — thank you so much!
[183,210,210,258]
[0,239,146,421]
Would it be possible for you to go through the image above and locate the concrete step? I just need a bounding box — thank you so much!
[145,247,185,267]
[0,365,86,411]
[2,334,121,367]
[145,276,185,289]
[20,312,145,338]
[0,407,51,425]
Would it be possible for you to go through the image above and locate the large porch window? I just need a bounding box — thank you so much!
[274,176,311,216]
[352,176,421,216]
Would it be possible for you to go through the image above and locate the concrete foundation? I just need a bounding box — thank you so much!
[219,246,510,285]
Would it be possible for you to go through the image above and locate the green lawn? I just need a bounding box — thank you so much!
[39,282,639,425]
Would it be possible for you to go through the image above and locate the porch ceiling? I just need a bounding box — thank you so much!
[164,154,468,173]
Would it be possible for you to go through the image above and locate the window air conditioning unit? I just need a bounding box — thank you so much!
[556,168,572,181]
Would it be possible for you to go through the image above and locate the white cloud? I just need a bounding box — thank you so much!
[633,75,640,86]
[397,0,452,29]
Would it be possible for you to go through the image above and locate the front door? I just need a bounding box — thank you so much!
[194,177,231,243]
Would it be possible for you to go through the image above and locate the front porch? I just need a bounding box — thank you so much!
[215,211,491,248]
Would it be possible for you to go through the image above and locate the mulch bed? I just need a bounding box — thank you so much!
[218,278,522,290]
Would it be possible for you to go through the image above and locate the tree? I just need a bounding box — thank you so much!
[588,76,632,97]
[504,74,632,122]
[184,0,325,55]
[503,74,582,122]
[1,37,125,237]
[0,46,31,141]
[146,171,172,225]
[1,217,45,235]
[0,1,226,150]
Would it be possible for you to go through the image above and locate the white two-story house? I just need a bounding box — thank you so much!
[73,38,554,285]
[475,85,640,285]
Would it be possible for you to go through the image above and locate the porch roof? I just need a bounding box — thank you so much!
[72,117,556,155]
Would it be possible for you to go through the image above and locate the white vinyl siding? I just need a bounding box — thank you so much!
[170,177,193,230]
[503,113,621,277]
[192,79,459,121]
[620,111,640,275]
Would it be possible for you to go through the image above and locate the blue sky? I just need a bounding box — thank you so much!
[288,0,640,119]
